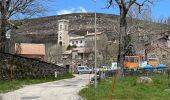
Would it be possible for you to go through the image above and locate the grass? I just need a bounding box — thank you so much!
[79,75,170,100]
[0,73,74,93]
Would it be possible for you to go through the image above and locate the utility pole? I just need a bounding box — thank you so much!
[94,0,97,88]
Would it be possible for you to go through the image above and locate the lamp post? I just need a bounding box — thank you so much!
[93,0,97,88]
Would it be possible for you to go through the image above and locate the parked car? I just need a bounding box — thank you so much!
[76,66,92,74]
[99,65,111,71]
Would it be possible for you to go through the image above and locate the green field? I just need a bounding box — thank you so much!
[79,75,170,100]
[0,73,74,93]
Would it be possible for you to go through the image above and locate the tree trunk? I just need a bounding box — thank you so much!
[117,9,127,75]
[0,0,7,52]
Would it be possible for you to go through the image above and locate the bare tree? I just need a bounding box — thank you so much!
[126,4,153,56]
[128,4,152,22]
[107,0,156,70]
[168,17,170,25]
[0,0,48,52]
[86,33,108,66]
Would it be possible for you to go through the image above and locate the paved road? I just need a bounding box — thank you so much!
[1,74,93,100]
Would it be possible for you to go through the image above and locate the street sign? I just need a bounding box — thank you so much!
[112,62,117,70]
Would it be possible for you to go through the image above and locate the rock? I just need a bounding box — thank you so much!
[164,89,170,92]
[137,76,153,84]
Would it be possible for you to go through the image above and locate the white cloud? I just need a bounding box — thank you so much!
[79,7,87,13]
[57,7,87,15]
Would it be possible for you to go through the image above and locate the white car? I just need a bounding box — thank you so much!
[76,66,92,74]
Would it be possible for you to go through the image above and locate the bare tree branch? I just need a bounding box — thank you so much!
[106,0,157,69]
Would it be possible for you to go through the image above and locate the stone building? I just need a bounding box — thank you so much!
[62,30,108,67]
[69,36,85,47]
[144,31,170,67]
[57,19,70,51]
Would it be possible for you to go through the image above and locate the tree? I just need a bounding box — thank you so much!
[67,45,77,50]
[167,17,170,29]
[0,0,48,52]
[128,4,152,22]
[127,4,152,56]
[107,0,156,71]
[86,32,108,67]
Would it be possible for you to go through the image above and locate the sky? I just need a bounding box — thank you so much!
[45,0,170,20]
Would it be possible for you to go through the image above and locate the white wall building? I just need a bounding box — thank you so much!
[69,36,85,47]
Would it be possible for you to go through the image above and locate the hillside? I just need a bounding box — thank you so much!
[12,13,168,42]
[14,13,118,33]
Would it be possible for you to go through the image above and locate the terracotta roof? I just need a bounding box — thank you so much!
[63,50,72,55]
[72,48,90,53]
[85,32,102,36]
[15,43,45,55]
[63,48,90,55]
[70,36,85,40]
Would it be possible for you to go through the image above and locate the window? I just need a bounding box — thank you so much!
[59,41,62,46]
[72,41,74,44]
[76,41,78,44]
[128,58,138,63]
[65,25,67,30]
[78,67,84,70]
[59,36,62,40]
[80,40,82,43]
[162,55,166,59]
[81,53,83,59]
[60,25,62,30]
[85,67,89,70]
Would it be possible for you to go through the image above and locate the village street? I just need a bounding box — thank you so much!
[1,74,93,100]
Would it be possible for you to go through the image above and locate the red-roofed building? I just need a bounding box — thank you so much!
[15,43,45,60]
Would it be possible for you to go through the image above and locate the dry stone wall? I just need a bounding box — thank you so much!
[0,53,67,80]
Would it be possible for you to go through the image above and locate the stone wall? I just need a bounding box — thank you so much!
[0,53,67,80]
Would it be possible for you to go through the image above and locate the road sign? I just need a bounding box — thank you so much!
[112,62,117,70]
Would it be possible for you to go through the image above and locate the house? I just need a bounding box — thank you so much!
[144,31,170,67]
[62,47,94,68]
[15,43,45,60]
[69,36,85,47]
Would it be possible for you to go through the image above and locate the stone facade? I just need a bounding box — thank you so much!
[144,32,170,67]
[58,19,70,51]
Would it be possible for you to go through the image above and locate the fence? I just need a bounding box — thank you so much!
[98,68,169,79]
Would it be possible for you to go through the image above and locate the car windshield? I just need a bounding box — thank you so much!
[78,67,84,70]
[127,58,138,63]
